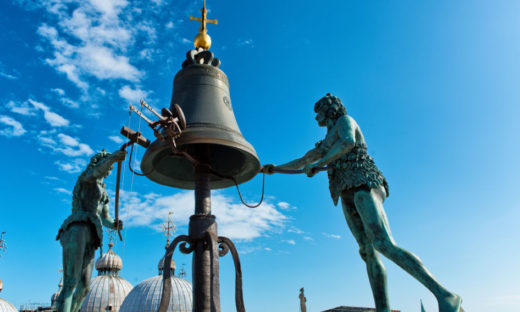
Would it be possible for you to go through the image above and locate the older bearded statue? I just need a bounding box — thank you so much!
[56,150,125,312]
[263,94,462,312]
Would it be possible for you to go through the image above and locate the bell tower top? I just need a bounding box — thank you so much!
[189,0,218,50]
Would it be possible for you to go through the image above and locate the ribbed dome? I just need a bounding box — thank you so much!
[96,240,122,274]
[0,282,18,312]
[0,298,17,312]
[79,275,133,312]
[80,239,133,312]
[119,275,192,312]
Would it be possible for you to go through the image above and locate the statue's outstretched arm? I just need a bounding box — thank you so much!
[304,118,356,176]
[275,147,322,170]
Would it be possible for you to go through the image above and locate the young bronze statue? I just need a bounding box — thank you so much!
[263,94,461,312]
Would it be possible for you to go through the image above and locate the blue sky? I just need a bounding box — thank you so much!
[1,0,520,311]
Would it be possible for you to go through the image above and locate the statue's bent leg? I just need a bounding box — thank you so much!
[353,187,461,312]
[57,224,89,312]
[341,195,390,312]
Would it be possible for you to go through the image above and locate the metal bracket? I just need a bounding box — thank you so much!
[159,235,194,312]
[218,236,246,312]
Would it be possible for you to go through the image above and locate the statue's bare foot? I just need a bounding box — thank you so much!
[438,293,462,312]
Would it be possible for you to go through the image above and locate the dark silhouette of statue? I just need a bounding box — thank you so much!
[56,150,125,312]
[264,94,462,312]
[299,287,307,312]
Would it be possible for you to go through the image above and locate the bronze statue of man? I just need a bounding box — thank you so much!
[264,94,462,312]
[56,150,125,312]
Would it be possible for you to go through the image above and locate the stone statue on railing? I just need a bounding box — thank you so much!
[56,150,125,312]
[263,94,462,312]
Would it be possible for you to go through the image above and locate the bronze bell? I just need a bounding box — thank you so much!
[140,50,260,189]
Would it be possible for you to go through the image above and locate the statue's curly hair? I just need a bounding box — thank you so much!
[314,93,347,121]
[87,150,111,169]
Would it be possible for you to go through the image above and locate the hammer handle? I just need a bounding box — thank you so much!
[115,160,123,241]
[261,166,331,174]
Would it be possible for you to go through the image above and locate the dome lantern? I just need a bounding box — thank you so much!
[95,237,123,276]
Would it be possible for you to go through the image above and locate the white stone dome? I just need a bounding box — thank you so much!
[119,275,192,312]
[0,281,18,312]
[0,298,17,312]
[80,239,133,312]
[80,275,133,312]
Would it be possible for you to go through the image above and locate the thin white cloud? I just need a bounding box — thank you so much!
[237,38,254,48]
[322,233,341,239]
[0,71,18,80]
[36,0,145,91]
[287,226,304,234]
[37,131,94,157]
[51,88,79,109]
[38,134,57,146]
[0,62,18,80]
[283,239,296,245]
[51,88,65,96]
[277,202,290,209]
[55,158,87,173]
[0,115,26,137]
[109,135,124,144]
[277,201,296,210]
[120,190,287,241]
[55,187,72,195]
[28,99,69,127]
[58,133,80,146]
[7,100,36,116]
[303,236,314,241]
[56,133,94,156]
[118,85,148,104]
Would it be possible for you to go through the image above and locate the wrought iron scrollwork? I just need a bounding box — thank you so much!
[179,240,195,254]
[159,235,192,312]
[218,236,245,312]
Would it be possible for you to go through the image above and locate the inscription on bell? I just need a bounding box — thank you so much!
[223,96,232,110]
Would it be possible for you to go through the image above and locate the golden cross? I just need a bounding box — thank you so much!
[106,229,116,243]
[161,212,176,247]
[189,0,218,34]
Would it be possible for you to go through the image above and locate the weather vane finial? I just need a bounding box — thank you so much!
[161,211,176,248]
[0,232,7,257]
[189,0,218,50]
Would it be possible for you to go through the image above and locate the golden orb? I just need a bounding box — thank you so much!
[194,32,212,50]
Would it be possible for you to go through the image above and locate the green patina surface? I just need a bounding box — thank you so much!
[56,150,125,312]
[269,94,462,312]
